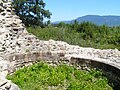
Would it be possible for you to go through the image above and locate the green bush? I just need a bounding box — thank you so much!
[27,23,120,50]
[7,62,113,90]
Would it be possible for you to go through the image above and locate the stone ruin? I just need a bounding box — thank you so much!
[0,0,120,90]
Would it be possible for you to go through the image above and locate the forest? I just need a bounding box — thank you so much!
[28,21,120,50]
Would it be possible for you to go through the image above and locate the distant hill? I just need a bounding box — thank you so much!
[54,15,120,26]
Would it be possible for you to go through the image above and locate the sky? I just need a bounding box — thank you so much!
[44,0,120,22]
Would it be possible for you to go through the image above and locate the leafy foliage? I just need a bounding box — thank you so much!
[7,62,113,90]
[27,22,120,50]
[12,0,51,27]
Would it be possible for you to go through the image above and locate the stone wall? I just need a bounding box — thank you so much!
[70,57,120,90]
[4,52,120,90]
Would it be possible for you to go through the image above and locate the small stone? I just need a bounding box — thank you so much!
[9,83,20,90]
[5,81,11,89]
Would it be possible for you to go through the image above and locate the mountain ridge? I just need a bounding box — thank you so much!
[53,15,120,26]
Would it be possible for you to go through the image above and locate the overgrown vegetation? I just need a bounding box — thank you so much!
[27,22,120,50]
[7,62,113,90]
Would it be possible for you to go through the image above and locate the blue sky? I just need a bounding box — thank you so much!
[44,0,120,22]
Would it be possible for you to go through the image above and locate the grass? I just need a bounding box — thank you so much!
[7,61,113,90]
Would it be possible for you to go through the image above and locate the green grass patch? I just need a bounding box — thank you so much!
[7,62,113,90]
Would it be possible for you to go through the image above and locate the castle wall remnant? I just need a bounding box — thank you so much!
[0,0,120,90]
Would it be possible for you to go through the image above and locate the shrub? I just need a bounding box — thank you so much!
[7,62,113,90]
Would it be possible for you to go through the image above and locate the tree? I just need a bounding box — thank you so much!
[12,0,52,27]
[72,20,79,30]
[77,22,98,39]
[57,22,66,27]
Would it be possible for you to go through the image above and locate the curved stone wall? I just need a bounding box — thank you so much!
[4,52,120,89]
[70,57,120,90]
